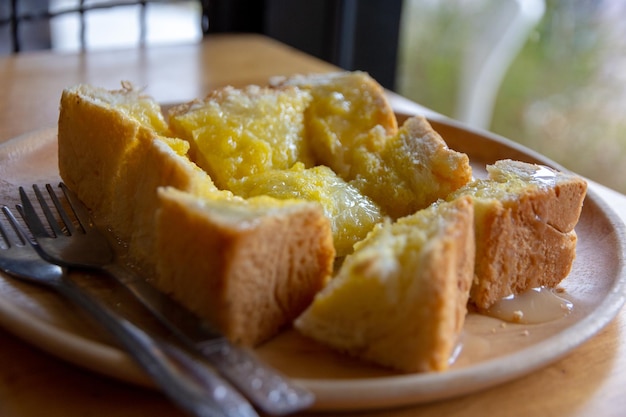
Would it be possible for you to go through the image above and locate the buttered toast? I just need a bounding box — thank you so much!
[58,83,335,345]
[56,72,586,371]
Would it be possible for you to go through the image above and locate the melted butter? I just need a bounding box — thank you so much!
[485,287,573,324]
[531,165,558,186]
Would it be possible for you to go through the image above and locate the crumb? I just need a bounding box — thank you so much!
[521,330,530,336]
[512,310,524,323]
[491,328,497,334]
[555,286,566,294]
[499,322,507,329]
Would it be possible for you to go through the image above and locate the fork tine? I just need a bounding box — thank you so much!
[59,182,92,231]
[2,206,28,246]
[35,184,75,236]
[18,187,52,239]
[0,207,13,247]
[45,184,79,235]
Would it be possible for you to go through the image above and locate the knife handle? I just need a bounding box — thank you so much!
[200,341,315,415]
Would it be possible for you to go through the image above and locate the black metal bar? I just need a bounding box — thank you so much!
[79,0,86,50]
[1,0,201,53]
[204,0,265,33]
[0,0,198,26]
[200,0,210,33]
[350,0,403,90]
[331,0,357,69]
[139,0,147,45]
[10,0,19,53]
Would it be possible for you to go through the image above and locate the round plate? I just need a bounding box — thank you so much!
[0,119,624,411]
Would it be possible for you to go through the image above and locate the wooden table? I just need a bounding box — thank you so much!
[0,34,625,417]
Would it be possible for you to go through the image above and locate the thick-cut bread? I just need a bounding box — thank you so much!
[58,84,227,267]
[155,188,334,345]
[167,80,386,256]
[272,72,472,219]
[448,159,587,309]
[347,115,473,219]
[58,83,171,224]
[295,196,475,373]
[168,85,314,190]
[270,71,398,179]
[57,83,335,346]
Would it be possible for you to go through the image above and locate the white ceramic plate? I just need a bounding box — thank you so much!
[0,119,625,411]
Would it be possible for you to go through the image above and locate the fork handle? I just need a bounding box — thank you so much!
[53,276,258,417]
[103,263,315,415]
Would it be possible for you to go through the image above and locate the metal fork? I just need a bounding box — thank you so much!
[19,183,314,416]
[0,205,257,417]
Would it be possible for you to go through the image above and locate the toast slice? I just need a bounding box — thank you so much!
[449,159,587,309]
[295,196,475,372]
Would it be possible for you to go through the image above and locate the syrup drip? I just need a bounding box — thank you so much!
[485,287,573,324]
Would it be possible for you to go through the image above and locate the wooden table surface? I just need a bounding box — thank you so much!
[0,33,625,417]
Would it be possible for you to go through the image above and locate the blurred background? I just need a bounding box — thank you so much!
[1,0,625,193]
[398,0,626,194]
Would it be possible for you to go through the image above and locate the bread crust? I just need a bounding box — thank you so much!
[155,188,335,345]
[451,160,587,309]
[353,115,472,218]
[271,71,398,178]
[58,83,335,346]
[295,196,475,372]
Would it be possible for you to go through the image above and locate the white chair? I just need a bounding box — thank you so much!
[455,0,545,129]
